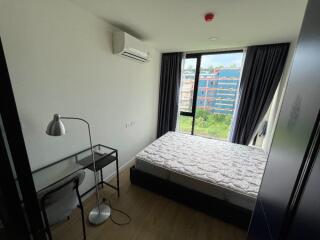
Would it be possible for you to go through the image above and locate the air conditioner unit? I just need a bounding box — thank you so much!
[113,31,150,63]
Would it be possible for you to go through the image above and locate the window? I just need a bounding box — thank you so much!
[177,51,244,140]
[179,58,197,113]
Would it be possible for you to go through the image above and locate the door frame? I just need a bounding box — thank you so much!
[0,37,45,239]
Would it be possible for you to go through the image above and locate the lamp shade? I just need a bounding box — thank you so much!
[46,114,66,136]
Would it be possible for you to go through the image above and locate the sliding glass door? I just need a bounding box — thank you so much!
[178,51,244,140]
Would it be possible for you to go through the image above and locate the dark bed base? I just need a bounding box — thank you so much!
[130,166,252,229]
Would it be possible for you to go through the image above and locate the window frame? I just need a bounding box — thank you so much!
[179,49,244,135]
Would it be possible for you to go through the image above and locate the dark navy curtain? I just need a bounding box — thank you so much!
[232,43,290,145]
[157,52,183,138]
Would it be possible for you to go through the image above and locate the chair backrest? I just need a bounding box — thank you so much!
[38,170,85,225]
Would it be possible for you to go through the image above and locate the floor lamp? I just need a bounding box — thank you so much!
[46,114,110,225]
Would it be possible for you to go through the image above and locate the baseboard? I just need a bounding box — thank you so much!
[103,157,136,183]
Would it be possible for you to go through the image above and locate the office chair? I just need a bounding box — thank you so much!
[38,170,86,240]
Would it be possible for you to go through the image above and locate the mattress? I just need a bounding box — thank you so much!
[135,131,268,210]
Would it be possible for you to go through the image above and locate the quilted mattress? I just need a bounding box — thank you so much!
[135,131,268,210]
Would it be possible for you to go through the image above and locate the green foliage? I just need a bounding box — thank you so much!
[179,115,193,133]
[196,109,210,121]
[178,109,233,140]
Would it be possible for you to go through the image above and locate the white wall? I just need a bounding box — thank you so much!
[0,0,160,193]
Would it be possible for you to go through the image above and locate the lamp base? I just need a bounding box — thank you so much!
[88,203,111,225]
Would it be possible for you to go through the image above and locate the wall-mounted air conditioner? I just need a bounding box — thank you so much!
[113,31,150,63]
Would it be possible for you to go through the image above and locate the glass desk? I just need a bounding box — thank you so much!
[32,144,120,197]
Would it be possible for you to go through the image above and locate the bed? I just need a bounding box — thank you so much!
[130,131,267,228]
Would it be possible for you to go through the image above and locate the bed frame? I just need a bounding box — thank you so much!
[130,166,252,229]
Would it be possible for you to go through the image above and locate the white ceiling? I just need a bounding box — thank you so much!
[70,0,308,52]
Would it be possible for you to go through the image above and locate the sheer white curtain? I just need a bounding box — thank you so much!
[228,48,247,141]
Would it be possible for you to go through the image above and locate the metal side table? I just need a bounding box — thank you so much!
[78,144,120,197]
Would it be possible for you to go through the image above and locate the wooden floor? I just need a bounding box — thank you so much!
[52,169,247,240]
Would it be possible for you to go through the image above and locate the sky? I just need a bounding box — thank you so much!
[185,52,244,69]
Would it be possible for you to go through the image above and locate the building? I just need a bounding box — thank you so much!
[180,68,241,115]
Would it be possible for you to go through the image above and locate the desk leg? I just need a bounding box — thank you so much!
[100,169,104,189]
[116,153,120,197]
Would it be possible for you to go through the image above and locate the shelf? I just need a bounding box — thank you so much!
[78,153,117,171]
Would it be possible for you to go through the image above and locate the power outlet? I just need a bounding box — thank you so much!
[125,121,136,128]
